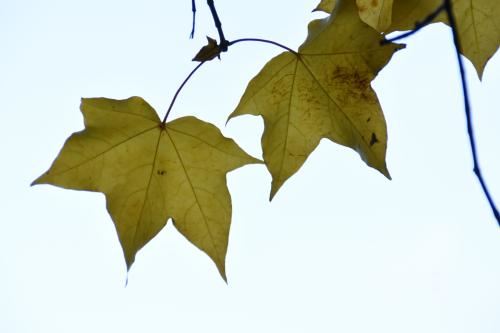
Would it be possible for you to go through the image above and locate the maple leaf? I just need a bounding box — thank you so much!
[356,0,394,32]
[32,97,260,280]
[229,0,403,199]
[389,0,500,78]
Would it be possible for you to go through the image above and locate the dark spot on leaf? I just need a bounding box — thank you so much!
[271,74,294,105]
[370,133,379,146]
[366,117,371,123]
[157,170,166,176]
[328,66,376,104]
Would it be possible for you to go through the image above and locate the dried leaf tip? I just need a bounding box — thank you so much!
[192,36,221,62]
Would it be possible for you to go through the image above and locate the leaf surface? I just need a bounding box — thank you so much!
[230,0,403,199]
[390,0,500,78]
[315,0,394,31]
[356,0,394,32]
[33,97,260,280]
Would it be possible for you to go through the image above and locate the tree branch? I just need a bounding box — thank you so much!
[190,0,197,38]
[443,0,499,224]
[207,0,228,51]
[384,0,499,223]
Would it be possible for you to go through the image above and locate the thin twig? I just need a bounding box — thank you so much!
[443,0,499,224]
[162,61,205,123]
[381,3,445,44]
[381,0,498,223]
[190,0,197,38]
[162,38,293,123]
[207,0,228,51]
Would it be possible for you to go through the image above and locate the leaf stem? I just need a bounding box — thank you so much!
[204,3,297,56]
[443,0,499,224]
[162,61,205,124]
[161,37,293,124]
[228,38,297,54]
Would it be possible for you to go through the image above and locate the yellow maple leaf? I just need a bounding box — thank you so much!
[230,0,403,199]
[33,97,260,280]
[390,0,500,78]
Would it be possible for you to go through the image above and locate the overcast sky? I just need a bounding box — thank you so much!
[1,1,499,332]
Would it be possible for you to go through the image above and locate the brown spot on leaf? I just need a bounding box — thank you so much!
[328,66,376,104]
[370,133,379,146]
[157,170,166,176]
[270,74,294,105]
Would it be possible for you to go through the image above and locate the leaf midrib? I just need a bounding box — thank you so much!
[298,54,381,162]
[164,128,222,267]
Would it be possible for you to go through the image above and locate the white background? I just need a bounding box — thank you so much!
[1,0,499,332]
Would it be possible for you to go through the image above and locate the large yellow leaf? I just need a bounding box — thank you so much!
[230,0,403,199]
[33,97,260,280]
[390,0,500,78]
[356,0,394,32]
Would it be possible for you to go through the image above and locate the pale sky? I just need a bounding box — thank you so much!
[1,1,500,332]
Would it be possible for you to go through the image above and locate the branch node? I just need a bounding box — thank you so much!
[207,0,228,53]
